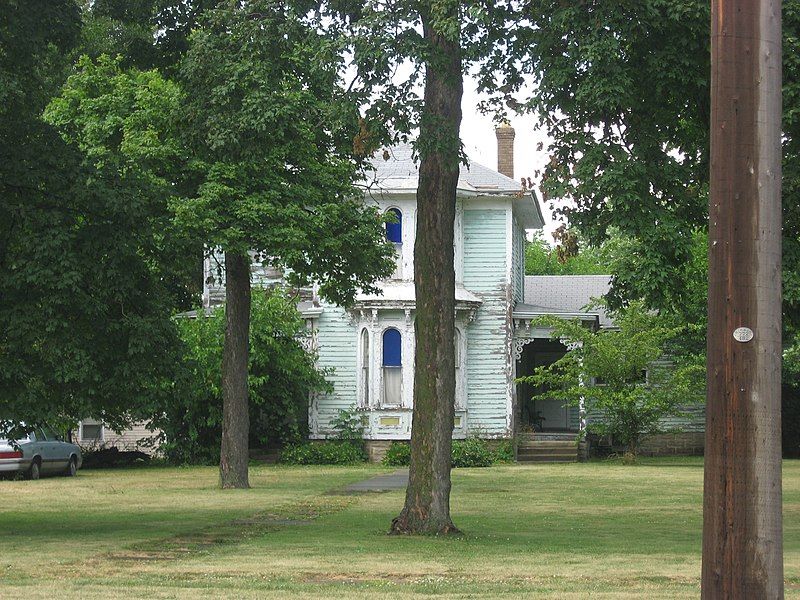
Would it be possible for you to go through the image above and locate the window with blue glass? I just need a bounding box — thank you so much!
[385,208,402,244]
[382,328,402,406]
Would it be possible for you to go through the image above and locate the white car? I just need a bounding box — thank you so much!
[0,427,82,480]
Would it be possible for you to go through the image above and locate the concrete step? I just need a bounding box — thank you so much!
[518,433,578,442]
[517,455,577,463]
[518,441,576,449]
[516,439,578,463]
[517,448,578,456]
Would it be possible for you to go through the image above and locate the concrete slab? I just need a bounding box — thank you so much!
[343,469,409,493]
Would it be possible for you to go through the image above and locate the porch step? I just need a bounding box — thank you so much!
[517,440,578,463]
[518,432,578,442]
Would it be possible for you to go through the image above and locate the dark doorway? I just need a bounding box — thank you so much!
[516,339,577,432]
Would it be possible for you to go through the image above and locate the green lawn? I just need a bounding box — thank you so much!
[1,458,798,598]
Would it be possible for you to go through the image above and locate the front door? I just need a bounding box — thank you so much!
[516,340,575,432]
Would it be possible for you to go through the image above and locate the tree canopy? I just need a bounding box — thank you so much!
[0,1,189,434]
[475,1,799,333]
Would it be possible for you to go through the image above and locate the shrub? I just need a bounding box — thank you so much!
[382,441,411,466]
[451,438,494,468]
[492,439,516,463]
[152,290,331,465]
[281,441,366,465]
[382,439,496,468]
[330,406,366,442]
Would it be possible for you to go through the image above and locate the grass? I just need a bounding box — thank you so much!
[1,457,798,598]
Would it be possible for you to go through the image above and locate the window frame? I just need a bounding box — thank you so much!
[359,327,371,408]
[80,420,104,443]
[381,327,403,408]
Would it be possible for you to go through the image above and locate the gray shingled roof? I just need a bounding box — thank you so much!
[366,144,521,193]
[522,275,614,328]
[364,144,543,229]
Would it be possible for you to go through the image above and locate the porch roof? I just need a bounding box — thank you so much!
[523,275,614,328]
[512,303,600,325]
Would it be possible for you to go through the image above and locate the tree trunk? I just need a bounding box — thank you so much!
[703,0,783,597]
[219,251,251,489]
[390,4,462,536]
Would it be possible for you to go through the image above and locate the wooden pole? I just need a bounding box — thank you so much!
[703,1,783,597]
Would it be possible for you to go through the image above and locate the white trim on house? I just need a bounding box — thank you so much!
[505,201,515,435]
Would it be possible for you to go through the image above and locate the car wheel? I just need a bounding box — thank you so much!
[65,456,77,477]
[28,459,41,481]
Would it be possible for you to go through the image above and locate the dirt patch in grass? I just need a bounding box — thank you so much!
[95,495,356,567]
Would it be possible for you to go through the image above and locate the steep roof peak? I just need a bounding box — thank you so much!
[365,144,522,194]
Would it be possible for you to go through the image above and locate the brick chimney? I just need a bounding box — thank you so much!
[495,123,515,179]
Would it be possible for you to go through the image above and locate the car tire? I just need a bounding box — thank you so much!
[65,456,77,477]
[28,459,41,481]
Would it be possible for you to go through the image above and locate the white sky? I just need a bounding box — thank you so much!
[459,76,562,237]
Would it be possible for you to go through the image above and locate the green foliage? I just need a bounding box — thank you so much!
[382,441,412,466]
[174,1,395,306]
[475,0,800,370]
[382,439,507,467]
[525,232,609,276]
[451,439,494,468]
[329,407,366,442]
[517,302,705,458]
[152,290,330,465]
[281,441,367,465]
[45,55,184,178]
[492,439,516,464]
[1,2,190,432]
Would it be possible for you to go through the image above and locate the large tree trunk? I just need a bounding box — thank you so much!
[219,251,251,489]
[390,3,462,536]
[702,0,783,596]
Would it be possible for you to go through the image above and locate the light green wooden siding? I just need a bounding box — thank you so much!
[656,405,706,431]
[512,220,524,303]
[313,306,357,434]
[463,208,510,436]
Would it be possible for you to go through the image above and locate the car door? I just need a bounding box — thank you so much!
[26,430,44,472]
[35,428,57,474]
[42,427,70,473]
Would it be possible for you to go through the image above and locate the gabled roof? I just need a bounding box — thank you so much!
[364,145,544,230]
[366,144,522,194]
[520,275,614,328]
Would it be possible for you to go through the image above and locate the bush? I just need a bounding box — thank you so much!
[451,438,494,468]
[382,438,498,468]
[382,441,411,466]
[492,439,516,463]
[281,441,366,465]
[81,447,151,469]
[152,290,331,465]
[330,406,366,442]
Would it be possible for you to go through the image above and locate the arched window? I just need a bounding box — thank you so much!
[360,329,370,406]
[382,328,402,406]
[385,208,402,244]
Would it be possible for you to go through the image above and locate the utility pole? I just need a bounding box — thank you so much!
[703,1,783,598]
